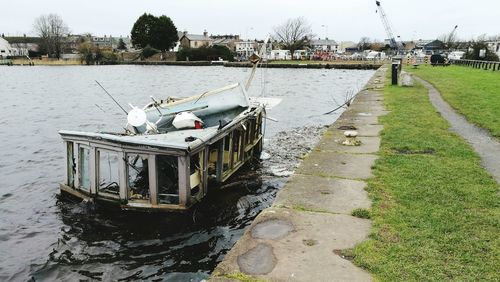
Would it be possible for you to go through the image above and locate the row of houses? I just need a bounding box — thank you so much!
[0,34,134,58]
[177,30,347,60]
[3,31,499,60]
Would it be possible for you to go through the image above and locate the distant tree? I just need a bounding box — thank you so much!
[357,37,372,51]
[33,14,70,58]
[79,42,118,65]
[370,40,383,51]
[131,13,178,51]
[465,40,499,61]
[78,42,95,65]
[153,16,178,50]
[117,38,127,50]
[273,17,313,60]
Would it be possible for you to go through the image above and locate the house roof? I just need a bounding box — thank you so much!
[0,37,9,46]
[310,39,338,45]
[424,40,444,49]
[182,34,212,41]
[213,38,233,45]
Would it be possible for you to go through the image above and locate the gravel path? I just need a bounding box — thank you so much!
[415,76,500,185]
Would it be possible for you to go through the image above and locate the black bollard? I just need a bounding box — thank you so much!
[391,61,399,85]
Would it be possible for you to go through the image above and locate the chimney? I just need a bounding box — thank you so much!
[203,30,208,37]
[183,30,188,36]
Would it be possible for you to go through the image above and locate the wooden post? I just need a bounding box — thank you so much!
[216,140,224,182]
[148,154,158,205]
[118,151,127,200]
[178,156,190,206]
[89,147,97,194]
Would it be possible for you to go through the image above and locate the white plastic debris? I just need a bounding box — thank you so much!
[172,111,204,129]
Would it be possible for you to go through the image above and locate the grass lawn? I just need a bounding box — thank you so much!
[352,77,500,281]
[406,65,500,138]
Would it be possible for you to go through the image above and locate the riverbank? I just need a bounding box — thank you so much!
[11,58,81,65]
[351,69,500,280]
[224,61,382,70]
[211,64,500,281]
[5,58,382,69]
[211,66,387,281]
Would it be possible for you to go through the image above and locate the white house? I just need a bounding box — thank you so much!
[310,38,338,52]
[235,40,257,60]
[267,49,290,60]
[0,37,28,58]
[0,37,12,58]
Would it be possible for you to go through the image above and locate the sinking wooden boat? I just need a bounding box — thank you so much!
[59,39,273,212]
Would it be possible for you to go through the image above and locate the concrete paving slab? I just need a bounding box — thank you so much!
[297,151,377,179]
[213,208,372,282]
[273,174,370,214]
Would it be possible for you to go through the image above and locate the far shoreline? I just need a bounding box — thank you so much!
[5,59,384,70]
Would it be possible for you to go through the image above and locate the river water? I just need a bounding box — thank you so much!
[0,65,374,281]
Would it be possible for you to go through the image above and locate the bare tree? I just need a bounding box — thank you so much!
[33,14,69,58]
[273,17,313,60]
[357,37,372,51]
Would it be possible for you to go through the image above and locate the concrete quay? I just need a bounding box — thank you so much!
[211,66,388,281]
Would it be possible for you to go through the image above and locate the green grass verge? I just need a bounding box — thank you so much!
[406,65,500,138]
[352,76,500,281]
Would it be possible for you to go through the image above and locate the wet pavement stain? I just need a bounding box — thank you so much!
[237,243,276,275]
[250,219,294,240]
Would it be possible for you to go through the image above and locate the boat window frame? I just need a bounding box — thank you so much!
[66,141,75,188]
[156,154,180,205]
[96,148,121,199]
[125,152,151,203]
[77,144,92,193]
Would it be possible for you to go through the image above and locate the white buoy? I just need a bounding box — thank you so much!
[127,107,147,127]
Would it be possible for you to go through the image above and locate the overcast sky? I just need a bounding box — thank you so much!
[1,0,498,42]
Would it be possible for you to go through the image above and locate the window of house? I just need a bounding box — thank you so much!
[78,146,91,191]
[97,149,120,197]
[157,155,179,204]
[127,154,150,201]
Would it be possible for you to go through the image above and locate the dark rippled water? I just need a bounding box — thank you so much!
[0,65,373,281]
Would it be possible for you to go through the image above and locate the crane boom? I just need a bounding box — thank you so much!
[375,1,398,50]
[445,25,458,44]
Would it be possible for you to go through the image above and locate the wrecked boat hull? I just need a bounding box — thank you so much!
[59,106,265,212]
